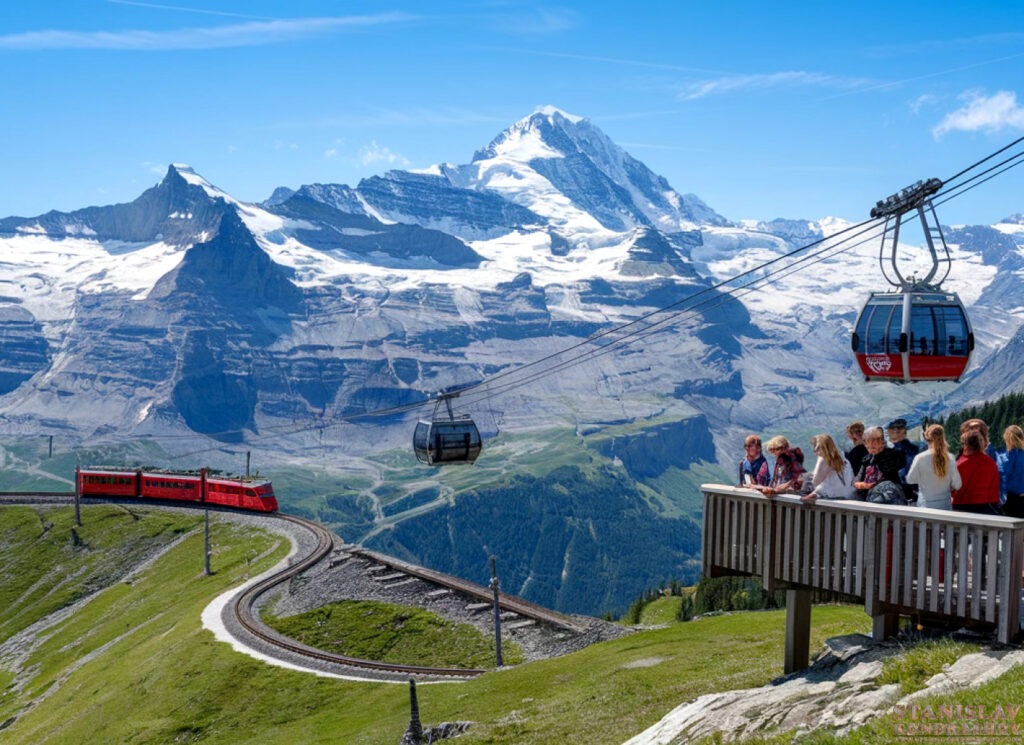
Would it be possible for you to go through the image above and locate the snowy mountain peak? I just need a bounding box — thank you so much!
[165,163,232,203]
[532,104,584,124]
[463,106,729,234]
[474,106,598,164]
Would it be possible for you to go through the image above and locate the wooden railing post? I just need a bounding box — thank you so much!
[784,588,812,674]
[998,524,1024,644]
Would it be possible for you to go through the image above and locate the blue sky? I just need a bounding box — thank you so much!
[2,1,1023,225]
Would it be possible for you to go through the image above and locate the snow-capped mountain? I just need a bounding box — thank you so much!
[1,106,1022,613]
[1,107,1021,458]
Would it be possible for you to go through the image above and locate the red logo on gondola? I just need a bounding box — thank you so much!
[866,355,893,374]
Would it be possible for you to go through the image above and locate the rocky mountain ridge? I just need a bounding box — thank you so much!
[1,106,1022,613]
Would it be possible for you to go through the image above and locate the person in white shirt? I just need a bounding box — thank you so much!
[906,423,962,510]
[802,434,855,501]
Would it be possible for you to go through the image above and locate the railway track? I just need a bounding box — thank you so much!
[1,492,596,681]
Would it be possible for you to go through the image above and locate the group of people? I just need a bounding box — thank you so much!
[738,417,1024,516]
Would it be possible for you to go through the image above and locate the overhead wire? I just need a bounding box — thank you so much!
[934,148,1024,211]
[455,220,890,408]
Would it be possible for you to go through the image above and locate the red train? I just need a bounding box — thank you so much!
[77,467,278,512]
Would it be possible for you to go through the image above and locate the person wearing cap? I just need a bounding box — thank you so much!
[887,418,920,504]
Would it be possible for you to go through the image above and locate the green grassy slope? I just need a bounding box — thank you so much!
[0,505,876,744]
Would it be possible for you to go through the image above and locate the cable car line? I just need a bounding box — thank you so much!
[933,149,1024,213]
[139,218,887,461]
[938,133,1024,189]
[451,214,884,401]
[72,213,895,461]
[453,220,891,409]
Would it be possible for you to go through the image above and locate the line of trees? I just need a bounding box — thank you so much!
[923,389,1024,451]
[620,576,856,624]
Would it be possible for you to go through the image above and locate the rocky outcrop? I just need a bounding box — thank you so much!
[625,633,1024,744]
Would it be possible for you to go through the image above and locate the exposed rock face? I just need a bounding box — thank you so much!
[269,192,484,268]
[356,170,543,240]
[0,304,49,395]
[593,416,717,479]
[624,633,1024,744]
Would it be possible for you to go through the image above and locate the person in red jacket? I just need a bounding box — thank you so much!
[951,432,1001,515]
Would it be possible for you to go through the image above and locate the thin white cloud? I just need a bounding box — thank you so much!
[933,90,1024,139]
[486,47,726,75]
[106,0,275,21]
[909,93,938,115]
[488,7,581,35]
[868,32,1024,57]
[0,14,415,51]
[679,72,870,100]
[359,141,410,167]
[821,52,1024,101]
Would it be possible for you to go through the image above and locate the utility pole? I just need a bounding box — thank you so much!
[245,450,251,478]
[490,555,503,668]
[73,464,82,527]
[202,468,211,576]
[48,435,53,459]
[401,678,423,745]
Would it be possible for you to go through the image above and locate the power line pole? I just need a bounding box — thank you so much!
[401,678,423,745]
[74,464,82,527]
[490,555,503,668]
[202,468,211,576]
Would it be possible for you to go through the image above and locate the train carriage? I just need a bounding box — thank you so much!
[77,467,278,512]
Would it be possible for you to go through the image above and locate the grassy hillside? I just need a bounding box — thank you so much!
[263,600,525,668]
[0,504,876,744]
[1,429,717,618]
[6,505,1022,743]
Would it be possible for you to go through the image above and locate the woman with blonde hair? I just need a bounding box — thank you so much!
[753,435,805,496]
[999,425,1024,517]
[803,434,855,501]
[907,424,961,510]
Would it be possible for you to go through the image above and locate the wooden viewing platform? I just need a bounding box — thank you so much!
[701,485,1024,673]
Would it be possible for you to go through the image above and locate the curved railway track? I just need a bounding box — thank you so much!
[0,492,591,681]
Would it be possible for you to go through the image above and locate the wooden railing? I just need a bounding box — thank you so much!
[702,485,1024,672]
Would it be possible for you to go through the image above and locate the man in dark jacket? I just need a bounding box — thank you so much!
[887,418,920,503]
